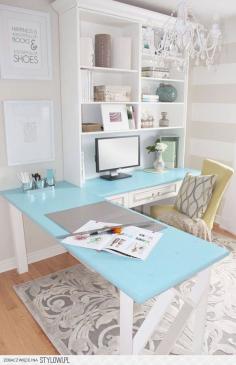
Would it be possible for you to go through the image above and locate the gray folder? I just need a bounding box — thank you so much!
[47,201,165,234]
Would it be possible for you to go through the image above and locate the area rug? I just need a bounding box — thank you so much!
[14,233,236,355]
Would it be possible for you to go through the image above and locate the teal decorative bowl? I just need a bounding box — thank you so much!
[156,83,177,102]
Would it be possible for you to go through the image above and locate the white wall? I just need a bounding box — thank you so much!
[186,17,236,233]
[0,0,63,271]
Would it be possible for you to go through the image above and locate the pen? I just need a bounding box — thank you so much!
[57,222,152,240]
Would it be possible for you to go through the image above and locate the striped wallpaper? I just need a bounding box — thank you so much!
[186,17,236,232]
[186,18,236,169]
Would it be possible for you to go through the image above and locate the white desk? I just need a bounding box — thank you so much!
[1,170,229,355]
[1,168,198,274]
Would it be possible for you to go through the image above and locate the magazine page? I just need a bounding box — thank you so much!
[106,226,163,260]
[62,220,118,251]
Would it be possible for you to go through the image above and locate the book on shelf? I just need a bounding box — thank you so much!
[142,94,159,102]
[127,105,136,129]
[62,220,163,260]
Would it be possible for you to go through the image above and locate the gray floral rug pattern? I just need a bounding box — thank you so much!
[14,234,236,355]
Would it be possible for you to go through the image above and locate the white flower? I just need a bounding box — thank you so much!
[155,142,168,152]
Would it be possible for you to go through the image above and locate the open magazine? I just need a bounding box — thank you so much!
[62,220,163,260]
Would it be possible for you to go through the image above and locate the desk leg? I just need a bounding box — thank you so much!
[9,203,28,274]
[120,290,133,354]
[156,268,210,355]
[192,268,210,354]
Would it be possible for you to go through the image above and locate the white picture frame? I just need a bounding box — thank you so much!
[4,100,55,166]
[101,104,129,131]
[0,5,52,80]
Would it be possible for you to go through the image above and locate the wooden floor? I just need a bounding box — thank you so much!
[0,253,78,355]
[0,226,235,355]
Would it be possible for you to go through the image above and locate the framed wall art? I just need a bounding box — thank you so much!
[101,104,129,131]
[4,100,55,166]
[0,5,52,80]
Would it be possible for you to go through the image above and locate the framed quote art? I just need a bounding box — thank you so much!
[4,100,55,166]
[0,5,52,80]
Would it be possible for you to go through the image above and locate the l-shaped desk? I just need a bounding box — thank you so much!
[1,169,228,355]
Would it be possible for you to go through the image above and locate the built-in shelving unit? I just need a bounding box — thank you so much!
[53,0,189,186]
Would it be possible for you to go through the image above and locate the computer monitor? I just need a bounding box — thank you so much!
[95,135,140,180]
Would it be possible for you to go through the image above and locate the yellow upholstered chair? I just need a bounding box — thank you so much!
[150,159,234,231]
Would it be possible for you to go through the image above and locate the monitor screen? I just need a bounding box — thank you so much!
[95,136,140,173]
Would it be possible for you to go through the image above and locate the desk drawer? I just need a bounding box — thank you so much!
[129,183,178,207]
[106,193,129,207]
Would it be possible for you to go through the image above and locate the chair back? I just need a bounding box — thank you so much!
[202,159,234,230]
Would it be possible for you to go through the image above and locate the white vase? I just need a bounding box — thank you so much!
[153,151,165,172]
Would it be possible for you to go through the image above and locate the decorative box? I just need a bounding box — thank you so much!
[82,123,103,132]
[94,85,131,102]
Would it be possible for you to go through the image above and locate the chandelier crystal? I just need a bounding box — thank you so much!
[156,1,222,68]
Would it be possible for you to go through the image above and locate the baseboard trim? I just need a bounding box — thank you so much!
[28,244,66,264]
[0,257,16,273]
[0,244,66,274]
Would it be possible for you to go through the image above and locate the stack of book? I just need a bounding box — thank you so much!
[142,94,159,103]
[142,66,170,79]
[94,85,131,102]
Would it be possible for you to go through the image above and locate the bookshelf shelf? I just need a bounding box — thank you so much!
[141,77,185,83]
[81,66,139,73]
[81,126,184,136]
[142,53,184,62]
[141,102,184,105]
[81,101,139,105]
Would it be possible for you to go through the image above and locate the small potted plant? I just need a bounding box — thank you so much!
[146,141,168,172]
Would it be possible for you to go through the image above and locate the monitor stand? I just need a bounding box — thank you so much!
[100,170,132,181]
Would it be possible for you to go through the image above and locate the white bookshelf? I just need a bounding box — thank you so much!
[53,0,189,186]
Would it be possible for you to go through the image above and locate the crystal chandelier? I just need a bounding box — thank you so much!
[156,1,222,67]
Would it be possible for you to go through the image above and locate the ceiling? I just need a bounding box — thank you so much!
[116,0,236,22]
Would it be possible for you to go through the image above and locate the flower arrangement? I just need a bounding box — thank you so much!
[146,141,168,154]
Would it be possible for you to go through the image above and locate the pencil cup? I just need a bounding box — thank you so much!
[22,181,33,192]
[36,179,45,189]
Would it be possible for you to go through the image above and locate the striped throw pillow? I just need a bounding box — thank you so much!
[175,174,217,219]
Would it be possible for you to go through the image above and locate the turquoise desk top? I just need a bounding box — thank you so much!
[1,182,103,237]
[1,169,228,304]
[83,169,200,197]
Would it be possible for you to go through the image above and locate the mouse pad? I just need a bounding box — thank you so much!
[46,201,166,234]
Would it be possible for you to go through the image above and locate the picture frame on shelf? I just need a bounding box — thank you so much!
[0,5,52,80]
[4,100,55,166]
[101,104,129,131]
[156,136,179,168]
